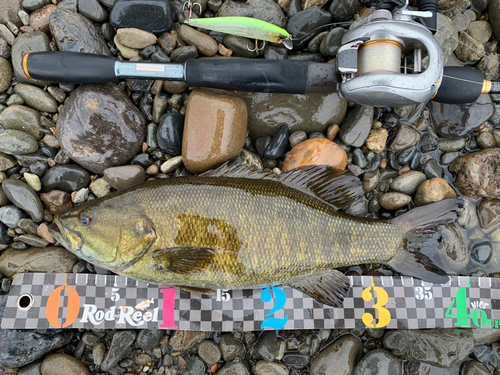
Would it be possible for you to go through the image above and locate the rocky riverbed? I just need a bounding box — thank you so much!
[2,0,500,373]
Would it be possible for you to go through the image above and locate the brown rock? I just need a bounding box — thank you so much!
[179,24,218,56]
[282,138,347,172]
[218,43,233,56]
[41,353,90,375]
[158,32,177,54]
[365,128,388,153]
[387,124,420,152]
[37,222,55,244]
[115,28,157,49]
[455,31,485,62]
[29,4,57,35]
[477,199,500,230]
[414,177,457,206]
[449,149,500,199]
[103,165,146,190]
[40,190,73,214]
[182,89,247,174]
[163,80,188,94]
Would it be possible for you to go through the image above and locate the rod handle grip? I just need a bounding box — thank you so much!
[432,66,484,104]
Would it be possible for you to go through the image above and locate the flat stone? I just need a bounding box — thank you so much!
[198,339,222,365]
[310,334,363,375]
[0,295,73,368]
[101,331,137,372]
[160,155,183,173]
[78,0,107,22]
[179,25,218,56]
[49,8,110,55]
[218,360,252,375]
[57,83,146,174]
[158,32,176,54]
[238,91,346,139]
[110,0,174,34]
[114,35,140,59]
[116,28,157,49]
[183,89,247,174]
[220,333,244,362]
[0,105,42,140]
[13,83,57,112]
[21,0,50,11]
[390,171,427,196]
[2,178,43,222]
[89,178,111,198]
[383,329,474,368]
[103,165,146,190]
[282,138,347,172]
[254,331,282,362]
[353,349,402,375]
[339,105,374,147]
[477,198,500,230]
[379,192,412,210]
[387,124,421,152]
[461,361,490,375]
[449,148,500,199]
[0,57,12,93]
[136,328,165,350]
[430,94,494,138]
[287,6,332,49]
[41,164,90,193]
[0,246,78,277]
[40,353,89,375]
[11,31,50,86]
[169,331,210,351]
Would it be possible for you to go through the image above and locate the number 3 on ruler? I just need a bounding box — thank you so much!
[361,278,391,328]
[261,286,289,329]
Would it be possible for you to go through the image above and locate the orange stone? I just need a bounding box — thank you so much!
[282,138,347,172]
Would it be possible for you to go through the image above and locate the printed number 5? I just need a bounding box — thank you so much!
[361,280,391,328]
[260,286,289,329]
[414,286,433,300]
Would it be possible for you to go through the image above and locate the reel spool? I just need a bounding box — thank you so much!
[357,39,402,75]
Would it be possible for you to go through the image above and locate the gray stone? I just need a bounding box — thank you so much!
[0,0,23,27]
[238,91,347,139]
[78,0,108,22]
[0,104,42,139]
[471,328,500,345]
[0,205,25,228]
[477,54,500,80]
[254,331,283,362]
[439,137,466,151]
[0,294,73,368]
[339,105,373,147]
[489,0,500,40]
[218,0,286,28]
[92,342,106,366]
[384,329,474,368]
[390,171,427,195]
[436,224,468,273]
[14,84,58,112]
[218,360,252,375]
[379,192,412,210]
[0,37,11,59]
[136,328,164,350]
[56,83,145,174]
[0,129,38,155]
[0,24,14,45]
[0,57,12,93]
[387,124,421,153]
[197,339,221,365]
[310,334,363,375]
[22,0,51,11]
[103,165,146,191]
[188,355,206,375]
[2,179,43,221]
[222,35,258,58]
[41,164,90,193]
[353,349,402,375]
[49,8,110,55]
[169,331,210,351]
[443,7,470,32]
[253,361,289,375]
[11,31,50,86]
[220,333,244,362]
[460,361,490,375]
[101,331,137,372]
[18,234,48,247]
[455,31,486,62]
[424,13,458,67]
[18,359,42,375]
[0,152,17,171]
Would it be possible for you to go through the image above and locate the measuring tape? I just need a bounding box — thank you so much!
[2,273,499,331]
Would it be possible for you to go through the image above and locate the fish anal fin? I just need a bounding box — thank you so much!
[176,285,216,295]
[286,269,351,307]
[151,246,215,274]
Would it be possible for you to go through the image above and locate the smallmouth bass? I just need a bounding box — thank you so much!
[49,164,462,306]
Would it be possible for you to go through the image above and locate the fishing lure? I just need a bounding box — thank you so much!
[185,16,293,50]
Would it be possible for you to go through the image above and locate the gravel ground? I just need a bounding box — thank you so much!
[2,0,500,373]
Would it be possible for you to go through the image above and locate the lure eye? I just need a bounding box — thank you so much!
[79,213,93,226]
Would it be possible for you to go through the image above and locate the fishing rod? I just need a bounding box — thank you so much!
[22,0,500,107]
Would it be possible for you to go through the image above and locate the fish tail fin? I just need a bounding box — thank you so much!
[387,199,464,284]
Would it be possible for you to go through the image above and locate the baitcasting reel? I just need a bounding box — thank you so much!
[337,2,443,106]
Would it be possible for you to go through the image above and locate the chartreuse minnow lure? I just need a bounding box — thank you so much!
[185,16,293,50]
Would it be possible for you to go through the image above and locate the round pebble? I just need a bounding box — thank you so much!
[414,177,457,206]
[40,353,90,375]
[379,192,412,210]
[282,138,347,172]
[197,339,222,365]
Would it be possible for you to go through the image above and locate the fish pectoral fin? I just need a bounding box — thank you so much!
[176,285,216,295]
[151,246,215,274]
[285,269,351,307]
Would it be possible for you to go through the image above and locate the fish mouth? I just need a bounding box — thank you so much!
[49,220,83,252]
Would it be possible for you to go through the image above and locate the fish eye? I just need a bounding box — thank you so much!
[79,213,93,226]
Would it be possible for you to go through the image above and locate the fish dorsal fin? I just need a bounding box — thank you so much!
[201,161,363,210]
[151,246,215,274]
[286,269,351,307]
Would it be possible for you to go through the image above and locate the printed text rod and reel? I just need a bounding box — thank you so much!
[22,0,500,107]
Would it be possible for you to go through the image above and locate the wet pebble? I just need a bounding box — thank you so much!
[0,105,42,141]
[0,129,38,155]
[103,165,146,190]
[264,124,289,159]
[414,177,457,206]
[379,192,411,210]
[217,360,251,375]
[422,158,443,179]
[476,131,497,149]
[157,112,185,157]
[383,329,474,368]
[13,83,58,113]
[387,124,421,153]
[92,342,106,366]
[281,353,310,369]
[100,331,137,372]
[439,137,466,151]
[477,198,500,229]
[390,171,426,195]
[89,178,111,198]
[287,6,332,49]
[160,155,183,174]
[419,133,438,153]
[220,333,244,362]
[0,152,17,171]
[254,331,284,362]
[319,27,346,57]
[0,205,24,228]
[39,190,72,214]
[440,151,459,165]
[339,105,374,147]
[110,0,173,34]
[197,339,221,365]
[397,145,417,165]
[41,164,90,193]
[353,348,402,375]
[253,361,289,375]
[282,138,347,172]
[365,128,388,153]
[179,24,218,56]
[136,328,164,350]
[470,241,493,264]
[2,178,43,222]
[183,89,247,173]
[170,45,199,62]
[170,331,210,351]
[310,334,363,375]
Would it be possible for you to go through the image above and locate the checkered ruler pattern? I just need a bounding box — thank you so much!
[3,273,500,330]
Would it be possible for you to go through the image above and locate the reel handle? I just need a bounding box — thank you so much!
[417,0,438,33]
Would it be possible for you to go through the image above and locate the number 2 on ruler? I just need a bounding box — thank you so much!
[260,286,289,329]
